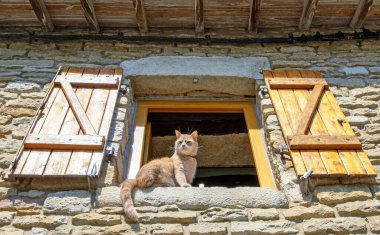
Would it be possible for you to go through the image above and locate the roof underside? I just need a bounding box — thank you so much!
[0,0,379,35]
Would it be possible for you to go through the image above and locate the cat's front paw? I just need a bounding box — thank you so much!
[181,183,192,187]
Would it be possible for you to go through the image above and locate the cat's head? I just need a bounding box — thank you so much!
[174,130,198,157]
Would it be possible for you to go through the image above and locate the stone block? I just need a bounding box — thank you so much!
[0,139,21,153]
[272,60,311,69]
[158,204,179,212]
[5,59,55,67]
[139,211,197,223]
[280,46,315,53]
[136,206,159,213]
[17,190,45,198]
[366,124,380,135]
[336,96,378,109]
[0,115,12,125]
[0,48,27,59]
[0,197,43,211]
[0,187,17,200]
[1,107,36,117]
[346,116,370,125]
[302,217,366,234]
[313,185,372,205]
[336,200,380,217]
[149,224,183,235]
[248,208,279,221]
[283,205,334,221]
[188,223,227,235]
[0,226,24,235]
[340,66,369,76]
[350,87,380,98]
[43,190,91,215]
[72,213,122,226]
[368,216,380,233]
[72,224,145,235]
[97,186,288,210]
[0,212,15,225]
[231,221,299,235]
[199,207,248,222]
[96,207,124,215]
[4,81,41,93]
[12,215,68,229]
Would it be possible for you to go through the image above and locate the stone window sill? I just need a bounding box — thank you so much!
[96,186,289,209]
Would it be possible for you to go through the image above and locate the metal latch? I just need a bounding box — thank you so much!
[119,85,128,95]
[300,168,313,196]
[105,146,115,162]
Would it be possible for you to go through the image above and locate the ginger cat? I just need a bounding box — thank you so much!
[120,130,198,222]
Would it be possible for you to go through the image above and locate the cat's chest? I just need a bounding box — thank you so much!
[182,158,197,179]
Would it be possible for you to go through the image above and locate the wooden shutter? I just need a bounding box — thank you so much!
[264,70,376,178]
[8,67,121,178]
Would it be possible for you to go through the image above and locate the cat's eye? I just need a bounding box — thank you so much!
[186,141,192,145]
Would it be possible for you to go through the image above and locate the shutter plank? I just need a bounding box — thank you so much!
[12,85,62,175]
[313,72,367,176]
[65,68,114,176]
[324,86,376,176]
[275,70,327,176]
[43,86,94,176]
[263,71,307,176]
[298,70,347,176]
[87,69,120,177]
[20,68,84,176]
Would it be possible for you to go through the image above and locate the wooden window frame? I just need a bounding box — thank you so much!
[126,100,276,189]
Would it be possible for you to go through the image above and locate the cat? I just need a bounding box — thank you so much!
[120,130,198,222]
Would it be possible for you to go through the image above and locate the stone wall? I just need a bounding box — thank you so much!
[0,39,379,234]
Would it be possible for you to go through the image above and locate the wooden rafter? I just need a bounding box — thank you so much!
[350,0,374,28]
[248,0,260,33]
[299,0,318,30]
[79,0,100,33]
[195,0,204,34]
[132,0,148,33]
[29,0,54,32]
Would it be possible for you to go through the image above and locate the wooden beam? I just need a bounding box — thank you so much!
[55,75,118,88]
[295,84,325,135]
[195,0,204,34]
[269,78,328,89]
[288,135,362,150]
[350,0,374,28]
[60,81,97,135]
[24,134,104,150]
[248,0,260,33]
[132,0,148,33]
[299,0,318,30]
[79,0,100,33]
[29,0,54,32]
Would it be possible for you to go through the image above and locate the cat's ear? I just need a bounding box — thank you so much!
[175,130,182,139]
[191,130,198,141]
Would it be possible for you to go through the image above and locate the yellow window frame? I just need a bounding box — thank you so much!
[126,100,276,189]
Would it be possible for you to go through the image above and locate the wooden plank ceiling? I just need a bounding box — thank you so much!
[0,0,379,34]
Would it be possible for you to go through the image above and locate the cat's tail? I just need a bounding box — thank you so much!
[120,179,139,222]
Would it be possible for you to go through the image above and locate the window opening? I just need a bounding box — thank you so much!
[147,112,258,187]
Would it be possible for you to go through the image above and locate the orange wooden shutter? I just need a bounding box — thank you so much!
[8,67,121,178]
[264,70,376,178]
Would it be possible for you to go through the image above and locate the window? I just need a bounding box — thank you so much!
[126,101,275,189]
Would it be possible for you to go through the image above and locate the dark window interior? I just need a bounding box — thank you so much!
[147,112,259,187]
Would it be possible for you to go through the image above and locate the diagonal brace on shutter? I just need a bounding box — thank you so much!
[60,81,97,135]
[268,76,362,150]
